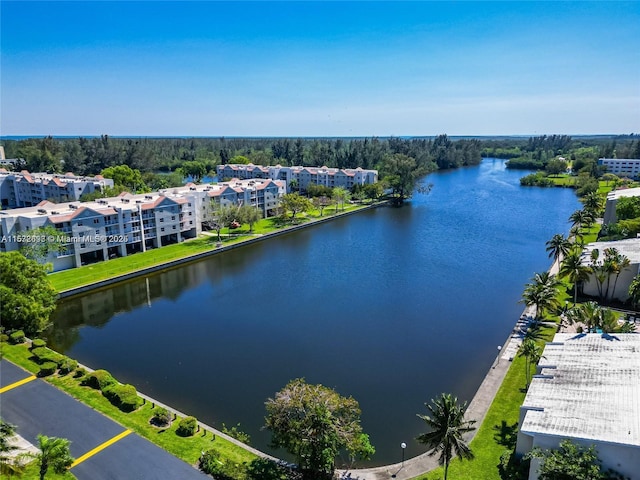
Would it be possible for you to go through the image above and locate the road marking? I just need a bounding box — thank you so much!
[0,375,36,394]
[70,429,133,468]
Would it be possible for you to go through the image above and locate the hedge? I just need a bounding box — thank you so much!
[31,347,65,365]
[102,383,142,412]
[81,369,117,390]
[30,338,47,349]
[9,330,25,344]
[58,357,78,375]
[39,361,58,377]
[151,407,172,427]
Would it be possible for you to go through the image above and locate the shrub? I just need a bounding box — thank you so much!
[30,347,64,365]
[246,458,292,480]
[31,338,47,349]
[151,407,172,427]
[58,357,78,375]
[74,367,87,379]
[9,330,25,344]
[0,333,8,343]
[222,423,251,444]
[176,416,198,437]
[38,361,57,377]
[199,448,246,479]
[102,384,141,412]
[81,369,117,390]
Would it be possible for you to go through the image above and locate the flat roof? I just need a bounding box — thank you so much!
[607,187,640,201]
[520,333,640,447]
[581,238,640,265]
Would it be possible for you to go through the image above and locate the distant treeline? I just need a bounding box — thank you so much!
[2,134,638,179]
[1,135,483,177]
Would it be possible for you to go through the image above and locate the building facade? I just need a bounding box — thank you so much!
[0,178,285,271]
[516,333,640,480]
[217,164,378,193]
[598,158,640,180]
[0,169,114,208]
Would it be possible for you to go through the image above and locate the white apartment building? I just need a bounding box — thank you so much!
[0,169,114,208]
[598,158,640,180]
[0,178,285,271]
[217,164,378,193]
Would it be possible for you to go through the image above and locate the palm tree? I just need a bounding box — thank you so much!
[0,420,25,477]
[416,393,476,480]
[608,250,630,301]
[33,435,74,480]
[569,209,595,230]
[545,234,571,265]
[520,272,560,321]
[518,338,543,388]
[559,250,591,304]
[629,275,640,310]
[582,192,603,217]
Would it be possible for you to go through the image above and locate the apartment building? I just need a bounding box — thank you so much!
[0,178,285,271]
[598,158,640,180]
[217,164,378,192]
[0,169,114,208]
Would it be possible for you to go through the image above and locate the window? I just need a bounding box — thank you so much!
[161,227,165,232]
[94,218,100,224]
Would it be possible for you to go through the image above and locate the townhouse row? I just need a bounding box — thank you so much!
[0,178,285,271]
[0,169,114,208]
[217,163,378,192]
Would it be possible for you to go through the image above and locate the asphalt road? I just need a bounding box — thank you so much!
[0,359,207,479]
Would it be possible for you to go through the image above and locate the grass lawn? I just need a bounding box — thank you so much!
[1,342,257,473]
[413,324,557,480]
[48,202,372,293]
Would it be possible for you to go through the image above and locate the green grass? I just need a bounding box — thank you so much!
[47,203,372,293]
[413,324,557,480]
[1,342,257,471]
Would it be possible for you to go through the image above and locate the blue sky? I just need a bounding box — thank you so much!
[1,1,639,136]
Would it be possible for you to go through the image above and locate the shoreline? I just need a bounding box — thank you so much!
[55,201,388,299]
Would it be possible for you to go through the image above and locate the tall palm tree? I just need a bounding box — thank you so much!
[416,394,476,480]
[559,250,591,304]
[545,234,572,265]
[569,209,595,230]
[521,272,560,321]
[629,275,640,310]
[608,250,630,301]
[518,338,543,388]
[582,192,603,217]
[34,435,74,480]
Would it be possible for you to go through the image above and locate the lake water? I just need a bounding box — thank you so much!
[48,159,580,465]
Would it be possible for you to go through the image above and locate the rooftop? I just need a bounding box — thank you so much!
[606,186,640,201]
[520,333,640,447]
[581,238,640,265]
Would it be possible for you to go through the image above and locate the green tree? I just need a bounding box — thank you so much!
[0,252,57,336]
[177,161,207,183]
[628,275,640,309]
[279,193,312,221]
[33,435,74,480]
[0,419,26,477]
[545,234,571,265]
[521,272,560,321]
[264,378,374,480]
[526,439,624,480]
[312,196,331,217]
[363,182,383,201]
[416,393,476,480]
[331,187,350,212]
[545,159,567,176]
[18,225,66,265]
[559,250,591,304]
[237,205,262,232]
[615,196,640,221]
[101,164,147,192]
[518,338,543,388]
[569,209,595,231]
[381,153,423,205]
[582,192,603,217]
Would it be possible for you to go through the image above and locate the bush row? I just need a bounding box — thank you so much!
[81,369,142,412]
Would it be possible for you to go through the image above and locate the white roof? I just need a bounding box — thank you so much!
[582,238,640,265]
[521,333,640,447]
[607,187,640,201]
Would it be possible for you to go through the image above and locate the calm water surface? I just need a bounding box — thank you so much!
[49,159,580,465]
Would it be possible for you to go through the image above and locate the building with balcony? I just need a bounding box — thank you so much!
[0,178,285,271]
[0,169,114,208]
[217,164,378,193]
[598,158,640,180]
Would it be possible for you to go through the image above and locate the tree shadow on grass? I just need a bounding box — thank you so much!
[493,420,519,449]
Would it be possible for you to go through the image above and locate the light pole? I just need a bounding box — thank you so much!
[493,345,502,369]
[401,442,406,467]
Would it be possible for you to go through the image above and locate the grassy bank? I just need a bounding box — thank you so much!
[1,342,257,472]
[414,323,557,480]
[48,203,371,293]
